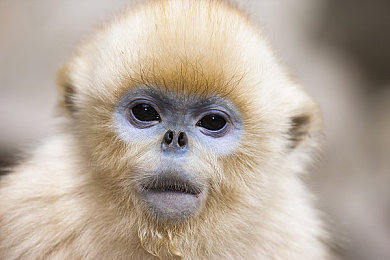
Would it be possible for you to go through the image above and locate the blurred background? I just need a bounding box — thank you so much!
[0,0,389,259]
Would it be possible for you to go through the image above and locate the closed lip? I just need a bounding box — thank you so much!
[139,175,203,196]
[137,173,206,220]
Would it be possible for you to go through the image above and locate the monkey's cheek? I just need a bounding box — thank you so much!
[141,190,206,221]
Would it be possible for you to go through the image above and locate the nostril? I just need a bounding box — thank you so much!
[178,132,187,148]
[163,130,174,145]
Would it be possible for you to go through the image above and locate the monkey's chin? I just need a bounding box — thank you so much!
[141,190,204,221]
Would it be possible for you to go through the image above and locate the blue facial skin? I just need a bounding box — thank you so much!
[114,87,243,156]
[113,86,243,221]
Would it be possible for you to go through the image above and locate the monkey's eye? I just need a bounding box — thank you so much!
[131,103,161,122]
[196,114,227,131]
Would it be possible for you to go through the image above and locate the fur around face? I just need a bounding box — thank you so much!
[0,0,329,259]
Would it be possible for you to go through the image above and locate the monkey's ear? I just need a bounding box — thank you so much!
[56,65,76,116]
[287,94,323,150]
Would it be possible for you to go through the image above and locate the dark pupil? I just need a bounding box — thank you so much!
[197,114,226,131]
[131,104,160,122]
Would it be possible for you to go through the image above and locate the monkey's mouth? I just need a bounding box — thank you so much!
[140,180,202,195]
[138,174,206,221]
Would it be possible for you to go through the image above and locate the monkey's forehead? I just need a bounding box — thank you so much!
[68,0,293,112]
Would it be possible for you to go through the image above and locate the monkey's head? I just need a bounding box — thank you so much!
[57,0,321,241]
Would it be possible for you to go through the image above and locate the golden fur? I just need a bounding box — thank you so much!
[0,0,329,259]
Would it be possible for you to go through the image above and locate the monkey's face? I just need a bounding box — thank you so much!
[59,0,321,226]
[111,87,243,221]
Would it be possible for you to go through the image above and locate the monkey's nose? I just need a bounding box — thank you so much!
[162,130,188,151]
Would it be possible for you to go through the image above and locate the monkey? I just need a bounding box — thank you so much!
[0,0,330,259]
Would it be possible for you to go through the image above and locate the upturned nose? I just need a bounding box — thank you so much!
[161,130,188,152]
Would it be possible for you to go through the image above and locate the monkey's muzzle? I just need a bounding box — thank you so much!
[138,172,206,221]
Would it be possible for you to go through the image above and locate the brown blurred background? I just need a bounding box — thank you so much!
[0,1,389,259]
